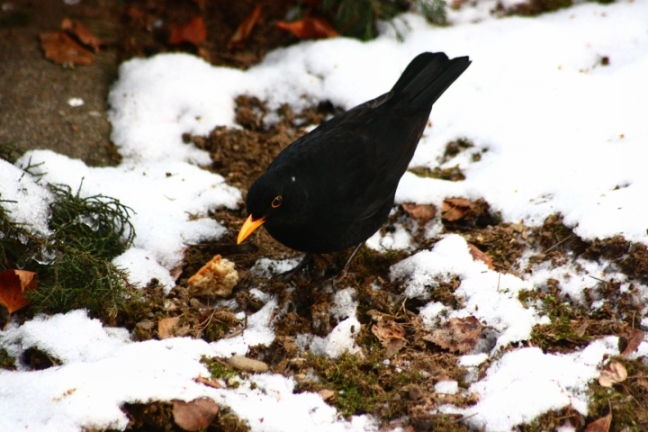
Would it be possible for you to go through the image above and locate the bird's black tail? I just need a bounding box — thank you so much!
[391,52,471,109]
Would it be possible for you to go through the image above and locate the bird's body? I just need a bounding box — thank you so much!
[239,52,471,253]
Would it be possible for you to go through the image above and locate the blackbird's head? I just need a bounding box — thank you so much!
[237,168,308,244]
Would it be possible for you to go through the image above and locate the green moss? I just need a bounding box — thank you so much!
[587,358,648,431]
[202,357,238,382]
[1,180,136,322]
[0,347,16,370]
[302,352,386,417]
[296,350,429,419]
[519,288,592,350]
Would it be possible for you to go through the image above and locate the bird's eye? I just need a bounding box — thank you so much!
[271,196,283,208]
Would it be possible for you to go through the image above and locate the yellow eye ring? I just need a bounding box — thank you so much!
[271,196,283,208]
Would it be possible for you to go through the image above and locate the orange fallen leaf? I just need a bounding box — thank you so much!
[61,18,101,53]
[228,4,262,49]
[424,316,483,354]
[441,198,474,222]
[275,17,338,39]
[40,31,96,66]
[468,244,493,269]
[401,203,437,224]
[621,328,644,356]
[173,398,219,431]
[169,17,207,46]
[584,412,611,432]
[0,270,37,317]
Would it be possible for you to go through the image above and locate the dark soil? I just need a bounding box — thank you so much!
[0,0,303,166]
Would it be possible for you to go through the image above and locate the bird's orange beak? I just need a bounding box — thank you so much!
[237,215,266,244]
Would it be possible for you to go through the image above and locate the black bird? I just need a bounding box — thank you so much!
[237,52,471,265]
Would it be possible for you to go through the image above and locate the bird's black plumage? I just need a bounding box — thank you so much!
[239,52,471,253]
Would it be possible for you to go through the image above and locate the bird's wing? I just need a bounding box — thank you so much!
[269,52,471,221]
[272,104,409,221]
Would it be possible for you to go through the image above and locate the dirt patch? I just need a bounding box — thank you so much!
[172,100,648,426]
[189,96,337,192]
[120,0,297,68]
[123,401,250,432]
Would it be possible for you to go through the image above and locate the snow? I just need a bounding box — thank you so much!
[2,0,648,430]
[434,380,459,395]
[330,287,359,321]
[0,310,375,432]
[308,317,363,358]
[440,337,620,430]
[366,222,413,252]
[250,257,301,278]
[392,235,545,349]
[0,159,54,237]
[67,97,84,107]
[14,150,240,291]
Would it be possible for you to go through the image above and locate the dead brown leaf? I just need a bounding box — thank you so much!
[61,18,101,53]
[621,328,644,356]
[424,316,483,353]
[40,32,96,66]
[598,361,627,387]
[188,255,238,298]
[169,17,207,46]
[228,4,263,49]
[584,412,612,432]
[371,320,407,358]
[401,203,437,224]
[441,198,474,222]
[275,17,338,39]
[173,398,219,431]
[468,244,494,269]
[158,316,180,339]
[0,269,37,317]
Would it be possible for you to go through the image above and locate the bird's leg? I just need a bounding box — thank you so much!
[311,244,363,291]
[334,243,363,281]
[279,253,314,281]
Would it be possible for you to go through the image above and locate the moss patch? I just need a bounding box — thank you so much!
[0,347,15,370]
[0,181,136,324]
[587,357,648,431]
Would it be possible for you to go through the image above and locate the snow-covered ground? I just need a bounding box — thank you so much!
[2,0,648,430]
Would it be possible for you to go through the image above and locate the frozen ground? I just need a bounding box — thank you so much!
[1,0,648,430]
